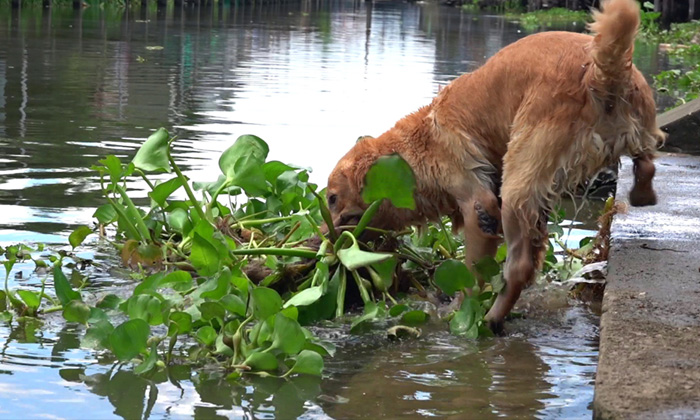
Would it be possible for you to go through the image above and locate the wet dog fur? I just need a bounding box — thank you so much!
[326,0,665,332]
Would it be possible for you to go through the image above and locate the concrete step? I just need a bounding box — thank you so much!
[593,154,700,419]
[659,98,700,154]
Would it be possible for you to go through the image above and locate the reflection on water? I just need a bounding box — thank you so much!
[0,0,663,418]
[0,296,597,419]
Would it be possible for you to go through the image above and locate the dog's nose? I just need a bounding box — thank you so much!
[338,209,364,227]
[339,214,360,227]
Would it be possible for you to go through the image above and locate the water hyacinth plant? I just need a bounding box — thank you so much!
[0,128,597,378]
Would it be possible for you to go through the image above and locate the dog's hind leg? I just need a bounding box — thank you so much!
[485,198,547,334]
[485,121,562,333]
[629,153,657,206]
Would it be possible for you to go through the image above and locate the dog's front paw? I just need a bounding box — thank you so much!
[485,317,505,336]
[629,187,657,207]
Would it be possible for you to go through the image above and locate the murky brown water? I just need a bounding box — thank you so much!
[0,1,669,418]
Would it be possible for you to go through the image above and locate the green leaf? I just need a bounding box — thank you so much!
[168,208,192,235]
[269,313,305,356]
[81,319,114,349]
[495,243,508,263]
[149,176,183,207]
[190,232,220,276]
[0,291,7,312]
[368,257,397,293]
[262,161,299,183]
[287,350,324,377]
[251,287,283,321]
[474,257,500,279]
[283,286,324,308]
[196,325,217,347]
[199,301,226,322]
[68,226,92,250]
[53,265,81,305]
[17,290,40,310]
[132,128,172,173]
[133,272,165,295]
[337,247,392,271]
[0,311,12,323]
[126,294,164,325]
[219,135,270,196]
[434,260,474,296]
[88,307,109,324]
[63,300,91,324]
[401,310,429,326]
[93,204,117,224]
[450,308,476,337]
[280,306,299,321]
[215,333,234,357]
[361,154,416,209]
[220,294,246,317]
[168,311,192,336]
[98,155,124,186]
[159,270,193,292]
[109,319,150,361]
[449,298,481,338]
[134,342,159,376]
[350,302,385,333]
[243,351,279,372]
[96,294,123,310]
[200,268,232,300]
[304,339,337,358]
[389,304,408,317]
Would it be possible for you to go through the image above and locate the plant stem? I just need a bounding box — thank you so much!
[207,181,230,215]
[113,184,152,241]
[41,305,64,314]
[304,214,326,241]
[310,189,337,242]
[234,214,298,229]
[135,169,157,191]
[384,292,398,305]
[336,269,347,318]
[438,218,455,256]
[437,244,452,259]
[229,247,319,259]
[168,152,208,223]
[105,195,143,241]
[352,199,382,238]
[351,270,371,304]
[232,315,254,366]
[276,222,301,247]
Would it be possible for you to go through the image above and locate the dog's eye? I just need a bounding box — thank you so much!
[327,194,338,207]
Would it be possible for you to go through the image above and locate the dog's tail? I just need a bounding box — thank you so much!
[588,0,640,86]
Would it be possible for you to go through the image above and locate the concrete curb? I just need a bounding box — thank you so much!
[593,155,700,419]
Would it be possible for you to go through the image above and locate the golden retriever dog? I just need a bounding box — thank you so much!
[326,0,665,332]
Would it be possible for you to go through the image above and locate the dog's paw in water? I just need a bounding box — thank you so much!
[487,318,506,336]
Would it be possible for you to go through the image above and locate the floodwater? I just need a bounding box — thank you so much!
[0,1,668,419]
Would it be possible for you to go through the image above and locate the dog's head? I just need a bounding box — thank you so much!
[325,135,417,235]
[326,139,374,231]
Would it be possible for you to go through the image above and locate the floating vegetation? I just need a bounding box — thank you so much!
[639,0,700,108]
[0,128,598,378]
[505,8,590,30]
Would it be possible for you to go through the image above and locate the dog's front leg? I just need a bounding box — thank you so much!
[629,154,657,206]
[460,189,501,289]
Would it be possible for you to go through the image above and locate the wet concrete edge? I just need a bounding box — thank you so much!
[593,154,700,419]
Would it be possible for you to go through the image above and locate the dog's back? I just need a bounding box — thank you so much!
[431,25,662,175]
